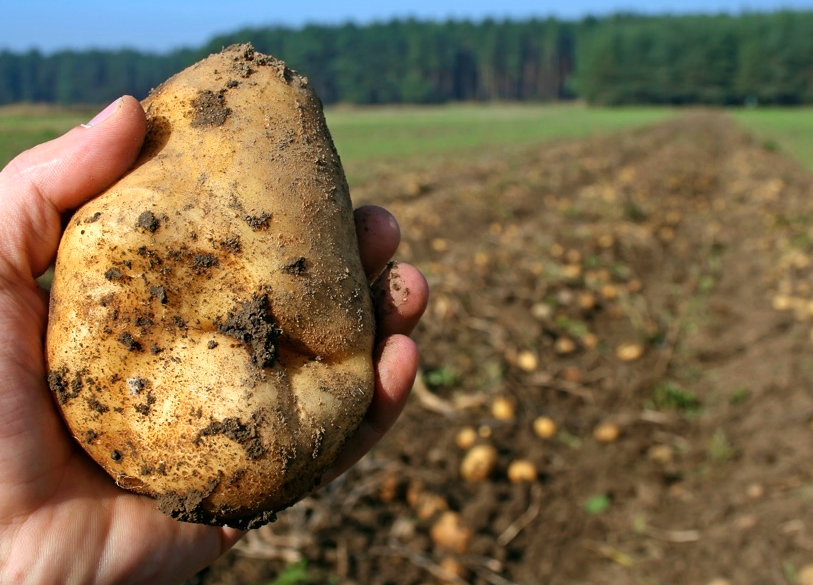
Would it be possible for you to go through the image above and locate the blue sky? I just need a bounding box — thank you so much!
[4,0,813,53]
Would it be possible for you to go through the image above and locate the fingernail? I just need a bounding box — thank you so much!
[82,97,122,128]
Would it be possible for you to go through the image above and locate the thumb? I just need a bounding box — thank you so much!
[0,96,146,280]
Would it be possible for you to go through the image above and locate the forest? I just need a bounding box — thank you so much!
[1,11,812,106]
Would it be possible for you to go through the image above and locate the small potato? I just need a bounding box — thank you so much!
[616,342,645,362]
[45,45,375,529]
[454,426,478,450]
[460,444,498,482]
[491,395,516,421]
[516,350,538,372]
[430,512,473,554]
[594,422,621,443]
[439,557,469,581]
[507,459,538,483]
[532,416,557,439]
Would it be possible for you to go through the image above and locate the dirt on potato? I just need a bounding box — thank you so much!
[193,112,813,585]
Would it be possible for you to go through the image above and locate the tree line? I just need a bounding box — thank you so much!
[1,11,811,107]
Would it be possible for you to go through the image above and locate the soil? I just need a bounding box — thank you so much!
[191,89,231,128]
[192,113,813,585]
[195,415,266,460]
[136,210,161,232]
[216,293,281,369]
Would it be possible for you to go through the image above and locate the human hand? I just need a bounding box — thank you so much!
[0,96,427,585]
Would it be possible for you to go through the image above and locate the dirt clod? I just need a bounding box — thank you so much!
[149,285,168,304]
[243,212,272,230]
[190,90,231,128]
[281,257,307,274]
[191,253,219,272]
[117,332,142,352]
[104,267,124,281]
[215,293,280,369]
[157,481,277,530]
[47,369,74,404]
[136,210,160,232]
[195,415,265,459]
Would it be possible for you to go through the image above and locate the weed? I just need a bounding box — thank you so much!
[762,139,780,152]
[729,387,751,405]
[782,561,797,584]
[266,561,319,585]
[424,365,460,389]
[650,381,702,414]
[707,429,736,463]
[555,315,590,338]
[584,494,611,515]
[632,514,647,534]
[610,263,632,280]
[584,254,602,268]
[558,430,583,449]
[697,274,716,294]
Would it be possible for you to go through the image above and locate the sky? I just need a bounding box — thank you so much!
[4,0,813,54]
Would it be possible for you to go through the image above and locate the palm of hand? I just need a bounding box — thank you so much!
[0,97,426,585]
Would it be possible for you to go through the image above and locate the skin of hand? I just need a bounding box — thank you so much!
[0,96,428,585]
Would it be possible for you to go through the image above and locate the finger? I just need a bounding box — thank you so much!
[354,205,400,280]
[373,261,429,338]
[0,96,146,279]
[321,334,419,484]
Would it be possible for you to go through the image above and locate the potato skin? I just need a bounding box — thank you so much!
[45,44,375,529]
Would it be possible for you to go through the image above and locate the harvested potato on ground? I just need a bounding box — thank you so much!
[45,44,375,529]
[460,444,498,482]
[430,512,473,554]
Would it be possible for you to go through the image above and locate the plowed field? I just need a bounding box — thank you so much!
[196,112,813,585]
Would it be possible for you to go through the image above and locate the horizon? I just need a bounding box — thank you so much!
[5,0,813,54]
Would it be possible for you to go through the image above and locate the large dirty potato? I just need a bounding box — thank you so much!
[45,44,375,529]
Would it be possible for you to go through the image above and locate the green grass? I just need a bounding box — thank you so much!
[730,107,813,171]
[4,104,813,177]
[0,105,91,167]
[0,103,674,174]
[325,103,674,166]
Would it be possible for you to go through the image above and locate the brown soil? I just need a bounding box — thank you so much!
[192,113,813,585]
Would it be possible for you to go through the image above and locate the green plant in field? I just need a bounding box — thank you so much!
[265,561,322,585]
[697,274,716,294]
[762,139,780,152]
[424,365,460,389]
[729,386,751,405]
[555,315,590,339]
[632,514,648,534]
[610,263,632,281]
[584,254,602,269]
[557,430,583,449]
[649,381,702,414]
[707,429,736,463]
[584,494,611,515]
[790,233,813,250]
[782,560,797,584]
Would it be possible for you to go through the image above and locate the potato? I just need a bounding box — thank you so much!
[45,44,375,529]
